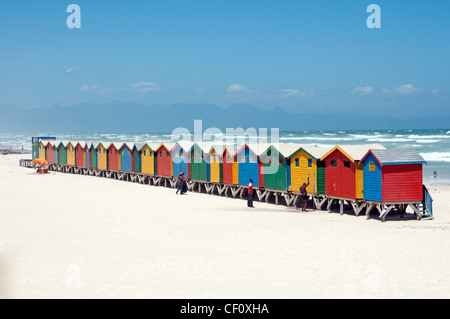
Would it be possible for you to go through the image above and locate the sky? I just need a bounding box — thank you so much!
[0,0,449,118]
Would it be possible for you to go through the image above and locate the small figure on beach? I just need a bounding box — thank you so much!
[247,179,255,208]
[433,171,438,179]
[299,177,310,212]
[176,172,185,194]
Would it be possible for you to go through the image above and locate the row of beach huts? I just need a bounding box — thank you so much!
[33,139,428,204]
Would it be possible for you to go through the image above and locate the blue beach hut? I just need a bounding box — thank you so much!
[236,144,260,187]
[171,141,191,179]
[119,143,134,172]
[84,142,91,168]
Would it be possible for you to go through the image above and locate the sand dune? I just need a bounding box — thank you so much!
[0,154,449,298]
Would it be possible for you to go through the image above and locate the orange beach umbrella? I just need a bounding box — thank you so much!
[32,158,48,165]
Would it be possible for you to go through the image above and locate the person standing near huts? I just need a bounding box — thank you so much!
[247,179,255,208]
[299,177,310,211]
[176,172,185,195]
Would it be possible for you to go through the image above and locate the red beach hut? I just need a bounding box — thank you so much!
[45,141,55,164]
[222,147,234,185]
[107,142,121,171]
[75,142,85,167]
[361,149,426,202]
[321,145,385,200]
[155,143,174,177]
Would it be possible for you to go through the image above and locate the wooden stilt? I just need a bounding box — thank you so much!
[351,201,367,216]
[409,203,421,220]
[365,203,374,219]
[327,198,334,213]
[230,186,240,198]
[380,204,395,222]
[265,191,271,203]
[284,194,296,207]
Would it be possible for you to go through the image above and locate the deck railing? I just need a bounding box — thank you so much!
[423,185,433,218]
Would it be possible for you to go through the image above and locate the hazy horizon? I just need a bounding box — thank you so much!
[1,1,449,120]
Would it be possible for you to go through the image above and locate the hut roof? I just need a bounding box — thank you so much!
[62,141,76,147]
[74,141,86,147]
[362,149,426,166]
[238,143,267,156]
[91,141,106,149]
[208,143,227,155]
[155,142,176,151]
[321,144,386,162]
[56,141,66,147]
[43,140,56,147]
[120,142,135,150]
[188,142,213,153]
[106,142,123,149]
[133,142,146,150]
[146,142,162,151]
[171,140,194,152]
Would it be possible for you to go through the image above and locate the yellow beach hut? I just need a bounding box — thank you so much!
[208,144,225,183]
[282,144,329,195]
[140,143,159,175]
[38,141,46,159]
[94,142,108,170]
[66,141,76,166]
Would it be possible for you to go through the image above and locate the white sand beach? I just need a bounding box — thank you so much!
[1,154,449,299]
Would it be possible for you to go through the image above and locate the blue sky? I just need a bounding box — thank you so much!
[0,0,449,118]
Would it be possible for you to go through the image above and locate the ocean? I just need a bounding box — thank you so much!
[1,128,449,185]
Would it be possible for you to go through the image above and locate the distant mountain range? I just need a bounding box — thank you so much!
[1,101,449,133]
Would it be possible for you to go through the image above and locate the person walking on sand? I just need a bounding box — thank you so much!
[299,177,310,211]
[176,172,185,194]
[247,179,255,208]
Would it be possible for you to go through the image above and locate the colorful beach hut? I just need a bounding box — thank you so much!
[66,141,76,166]
[53,141,59,164]
[236,144,260,187]
[154,143,174,177]
[131,143,144,174]
[89,143,97,168]
[259,143,326,192]
[282,144,329,194]
[57,141,68,165]
[140,143,159,175]
[221,147,235,185]
[107,142,121,171]
[95,142,107,170]
[45,141,55,164]
[119,143,134,172]
[75,142,85,167]
[171,141,191,179]
[84,142,91,168]
[321,144,385,200]
[38,141,46,160]
[259,144,290,191]
[188,142,211,181]
[208,144,225,184]
[361,149,426,202]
